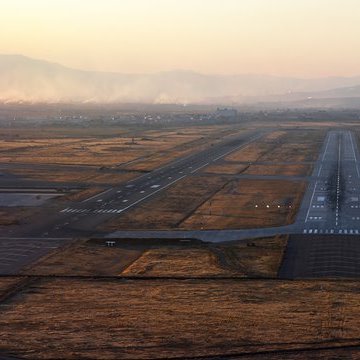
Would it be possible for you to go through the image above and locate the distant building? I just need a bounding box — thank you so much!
[215,107,238,120]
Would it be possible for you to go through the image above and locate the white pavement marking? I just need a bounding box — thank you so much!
[212,134,264,162]
[190,162,209,174]
[304,133,334,223]
[317,164,323,177]
[119,175,187,213]
[82,188,113,203]
[321,133,332,162]
[335,138,341,226]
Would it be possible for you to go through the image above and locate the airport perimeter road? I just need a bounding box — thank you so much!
[297,130,360,235]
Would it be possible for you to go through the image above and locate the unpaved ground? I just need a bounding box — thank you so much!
[23,236,287,278]
[0,278,360,359]
[0,125,237,168]
[180,179,305,229]
[23,240,143,276]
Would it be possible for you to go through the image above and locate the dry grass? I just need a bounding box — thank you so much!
[226,141,274,162]
[9,168,138,185]
[0,208,43,227]
[121,236,287,278]
[1,125,236,168]
[204,162,249,175]
[22,236,286,278]
[23,241,143,276]
[214,236,288,277]
[244,164,312,176]
[1,279,360,359]
[122,248,229,277]
[0,278,23,298]
[181,179,306,229]
[226,130,325,163]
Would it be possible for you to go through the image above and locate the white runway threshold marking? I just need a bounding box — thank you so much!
[303,229,359,235]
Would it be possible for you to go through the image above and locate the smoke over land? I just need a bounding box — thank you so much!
[2,54,360,106]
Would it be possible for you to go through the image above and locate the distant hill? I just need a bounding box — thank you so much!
[1,54,360,105]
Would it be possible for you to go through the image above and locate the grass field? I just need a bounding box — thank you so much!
[181,179,306,229]
[0,125,238,168]
[23,240,143,276]
[10,168,139,185]
[1,278,360,359]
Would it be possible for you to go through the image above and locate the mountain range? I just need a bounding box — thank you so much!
[1,54,360,107]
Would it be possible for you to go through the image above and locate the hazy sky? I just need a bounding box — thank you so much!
[1,0,360,77]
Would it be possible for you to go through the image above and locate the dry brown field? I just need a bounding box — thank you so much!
[0,207,44,227]
[203,162,249,175]
[226,129,325,163]
[244,163,312,176]
[122,236,286,277]
[0,125,237,168]
[181,179,306,229]
[22,236,286,278]
[10,168,138,185]
[23,240,143,276]
[1,278,360,359]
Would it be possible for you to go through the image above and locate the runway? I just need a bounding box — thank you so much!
[297,130,360,235]
[280,130,360,278]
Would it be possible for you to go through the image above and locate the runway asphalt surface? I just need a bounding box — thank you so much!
[279,235,360,278]
[298,130,360,235]
[280,130,360,278]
